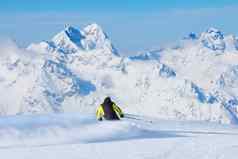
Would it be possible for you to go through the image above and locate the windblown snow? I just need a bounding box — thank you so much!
[0,113,238,159]
[1,23,238,159]
[0,24,238,124]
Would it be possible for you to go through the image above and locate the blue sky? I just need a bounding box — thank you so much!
[1,0,238,54]
[1,0,237,12]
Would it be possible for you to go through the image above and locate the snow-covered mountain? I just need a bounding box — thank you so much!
[28,23,118,56]
[1,24,238,124]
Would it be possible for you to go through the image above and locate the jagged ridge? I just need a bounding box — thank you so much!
[0,25,238,124]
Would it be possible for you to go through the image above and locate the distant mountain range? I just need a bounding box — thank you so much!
[0,23,238,124]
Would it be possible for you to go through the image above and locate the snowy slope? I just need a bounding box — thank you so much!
[0,113,238,159]
[0,24,238,124]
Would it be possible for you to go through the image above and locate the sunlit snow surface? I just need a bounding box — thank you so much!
[0,113,238,159]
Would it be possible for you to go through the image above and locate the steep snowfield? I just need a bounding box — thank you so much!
[0,40,43,115]
[0,24,238,124]
[0,113,238,159]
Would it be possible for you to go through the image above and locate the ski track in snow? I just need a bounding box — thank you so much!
[0,113,238,159]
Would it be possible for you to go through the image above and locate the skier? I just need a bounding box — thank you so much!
[96,97,124,121]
